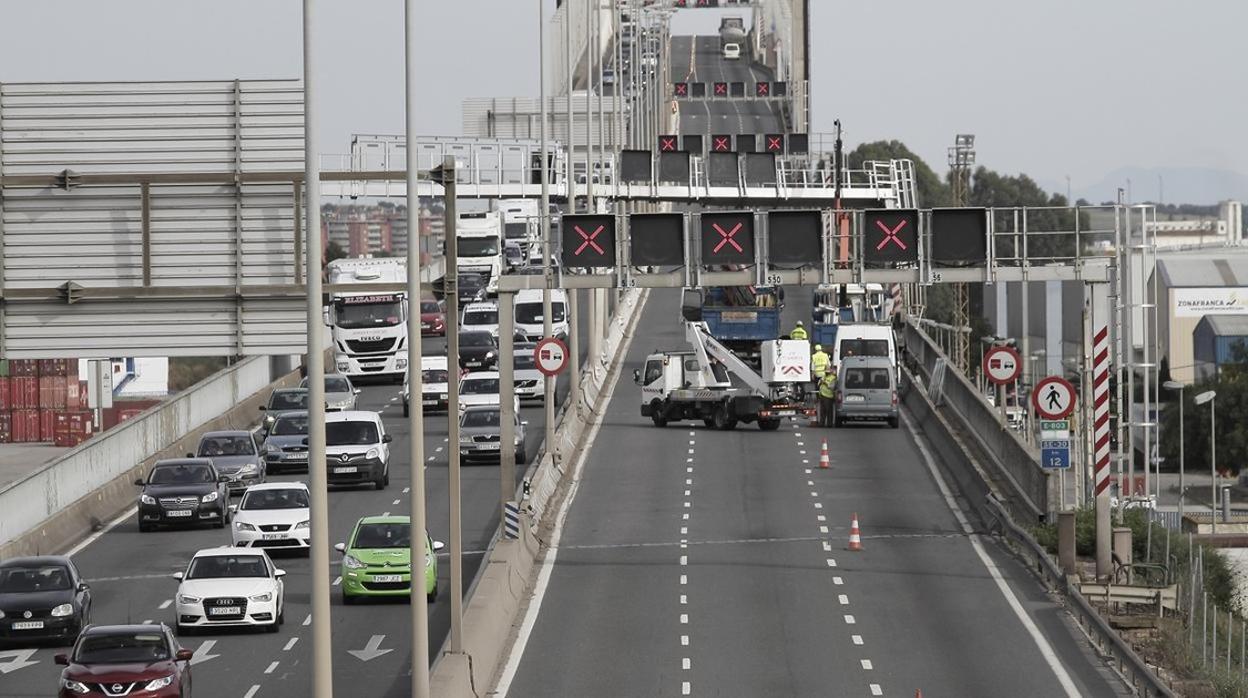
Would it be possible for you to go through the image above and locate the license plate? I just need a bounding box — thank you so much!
[333,466,357,474]
[844,394,865,403]
[421,323,431,329]
[166,509,193,517]
[477,443,500,450]
[423,399,437,406]
[372,575,403,583]
[11,621,43,630]
[775,410,795,417]
[209,606,240,616]
[262,533,286,540]
[284,453,306,460]
[466,361,481,367]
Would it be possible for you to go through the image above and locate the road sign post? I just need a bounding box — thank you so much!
[1032,375,1076,420]
[535,337,569,377]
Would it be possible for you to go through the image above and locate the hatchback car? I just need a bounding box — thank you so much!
[258,388,309,438]
[403,356,449,417]
[56,624,192,698]
[335,516,443,604]
[454,273,488,305]
[459,405,527,465]
[260,410,309,474]
[193,430,264,494]
[419,298,446,336]
[458,371,520,417]
[457,331,498,371]
[325,411,392,490]
[0,556,92,644]
[230,483,311,554]
[173,548,285,635]
[135,459,230,532]
[299,373,359,411]
[833,356,900,428]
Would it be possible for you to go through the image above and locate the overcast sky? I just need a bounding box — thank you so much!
[2,0,1243,199]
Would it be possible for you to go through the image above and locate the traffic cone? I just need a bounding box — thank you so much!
[848,513,863,551]
[819,438,830,469]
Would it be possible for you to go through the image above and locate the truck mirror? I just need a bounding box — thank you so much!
[322,307,332,326]
[633,368,642,384]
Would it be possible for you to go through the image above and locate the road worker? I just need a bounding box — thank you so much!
[790,320,808,341]
[818,367,838,427]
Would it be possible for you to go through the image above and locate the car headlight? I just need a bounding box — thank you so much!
[365,448,379,460]
[236,521,256,531]
[140,494,156,505]
[177,594,201,605]
[459,436,473,445]
[250,592,273,602]
[337,362,350,372]
[143,676,174,692]
[342,554,366,570]
[0,609,5,619]
[265,443,280,454]
[440,393,449,400]
[396,358,408,369]
[239,462,258,474]
[295,520,310,529]
[50,603,74,617]
[485,351,496,359]
[202,491,219,504]
[62,679,91,695]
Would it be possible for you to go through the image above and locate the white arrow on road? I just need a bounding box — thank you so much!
[348,635,393,662]
[0,649,39,674]
[190,640,219,666]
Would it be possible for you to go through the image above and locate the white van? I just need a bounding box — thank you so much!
[723,43,741,60]
[832,324,897,377]
[513,289,569,342]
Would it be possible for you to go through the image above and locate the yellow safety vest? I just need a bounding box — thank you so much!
[791,326,808,341]
[819,373,837,399]
[811,351,829,377]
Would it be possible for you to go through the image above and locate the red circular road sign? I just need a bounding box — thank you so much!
[534,337,569,377]
[983,346,1021,385]
[1032,375,1077,420]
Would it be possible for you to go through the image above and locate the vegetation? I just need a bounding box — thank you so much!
[169,357,229,392]
[1159,345,1248,477]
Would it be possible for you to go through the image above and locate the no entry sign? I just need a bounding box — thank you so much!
[1032,375,1077,420]
[534,337,568,377]
[983,346,1021,385]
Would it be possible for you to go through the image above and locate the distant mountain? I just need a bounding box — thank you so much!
[1069,167,1248,206]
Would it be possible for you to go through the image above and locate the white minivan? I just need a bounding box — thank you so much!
[832,324,897,378]
[513,289,569,342]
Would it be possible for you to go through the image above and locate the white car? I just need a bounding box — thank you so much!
[459,371,521,416]
[512,343,547,400]
[230,482,311,554]
[461,301,500,337]
[173,547,285,634]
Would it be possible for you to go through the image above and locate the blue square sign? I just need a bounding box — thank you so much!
[1041,447,1071,470]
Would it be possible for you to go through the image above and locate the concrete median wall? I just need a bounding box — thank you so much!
[430,288,649,697]
[0,357,300,560]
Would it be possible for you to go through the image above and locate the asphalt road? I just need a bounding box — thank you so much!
[670,35,785,140]
[503,288,1128,697]
[0,289,594,698]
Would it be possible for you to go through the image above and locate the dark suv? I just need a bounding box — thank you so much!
[0,556,92,644]
[56,624,192,697]
[135,459,230,532]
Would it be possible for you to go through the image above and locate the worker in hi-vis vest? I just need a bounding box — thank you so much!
[818,367,838,427]
[790,320,808,341]
[811,344,830,379]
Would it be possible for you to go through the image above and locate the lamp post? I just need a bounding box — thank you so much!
[1195,390,1216,534]
[1163,380,1186,524]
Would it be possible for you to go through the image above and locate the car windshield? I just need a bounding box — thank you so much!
[335,299,402,329]
[504,222,527,239]
[0,565,71,592]
[839,339,889,358]
[460,333,494,348]
[843,368,892,390]
[462,378,499,395]
[326,421,380,446]
[74,633,169,664]
[458,274,484,289]
[459,238,499,256]
[420,301,440,314]
[270,391,308,410]
[353,522,410,549]
[423,369,449,383]
[241,488,310,511]
[464,310,499,326]
[514,353,536,369]
[186,555,269,579]
[462,410,501,428]
[324,376,351,393]
[271,414,308,436]
[198,435,255,457]
[515,302,566,324]
[148,464,215,485]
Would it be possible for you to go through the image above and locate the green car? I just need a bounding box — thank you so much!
[335,515,444,604]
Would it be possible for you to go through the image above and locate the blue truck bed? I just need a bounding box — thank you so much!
[702,305,781,341]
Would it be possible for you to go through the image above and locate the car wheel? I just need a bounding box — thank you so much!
[649,400,667,427]
[702,418,715,429]
[888,416,900,429]
[758,418,781,431]
[516,450,527,466]
[138,520,153,533]
[713,403,735,431]
[427,584,438,603]
[175,623,193,637]
[403,402,409,418]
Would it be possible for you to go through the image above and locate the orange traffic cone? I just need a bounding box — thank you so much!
[819,438,830,469]
[848,513,863,551]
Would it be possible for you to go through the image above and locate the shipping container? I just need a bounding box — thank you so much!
[11,409,40,443]
[38,359,70,377]
[0,411,11,443]
[0,377,9,412]
[54,411,94,448]
[66,380,85,410]
[39,409,57,442]
[40,376,67,409]
[10,377,38,410]
[9,359,38,377]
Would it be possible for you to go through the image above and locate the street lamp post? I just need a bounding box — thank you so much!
[1195,390,1217,534]
[1163,381,1186,524]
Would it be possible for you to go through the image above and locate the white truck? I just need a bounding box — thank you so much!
[497,199,541,259]
[456,211,504,295]
[325,257,410,382]
[634,320,814,431]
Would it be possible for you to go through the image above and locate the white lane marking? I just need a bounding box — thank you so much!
[680,614,689,624]
[680,595,687,605]
[689,431,695,436]
[819,526,829,534]
[826,559,837,567]
[190,640,219,665]
[852,635,864,645]
[687,448,694,454]
[810,491,818,497]
[686,478,693,486]
[816,515,826,522]
[688,440,695,445]
[797,442,804,446]
[833,576,843,585]
[903,413,1081,697]
[822,541,832,552]
[392,499,400,506]
[805,468,812,474]
[870,684,883,696]
[681,635,689,646]
[244,686,261,698]
[807,480,814,486]
[680,527,688,535]
[67,505,137,557]
[686,458,694,463]
[684,490,691,496]
[159,600,172,610]
[795,432,802,437]
[682,657,691,670]
[265,661,280,674]
[803,460,809,465]
[680,574,687,585]
[679,556,687,566]
[435,446,443,453]
[142,618,152,624]
[814,503,822,509]
[332,576,342,586]
[799,450,806,455]
[861,659,873,670]
[683,513,689,520]
[303,614,312,626]
[283,637,299,651]
[683,502,690,508]
[428,456,435,462]
[403,487,411,493]
[844,615,856,624]
[682,682,691,696]
[686,466,693,473]
[838,594,849,605]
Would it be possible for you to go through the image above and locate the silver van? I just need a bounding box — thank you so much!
[833,356,899,428]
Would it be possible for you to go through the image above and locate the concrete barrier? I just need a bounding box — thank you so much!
[0,357,301,559]
[429,287,649,697]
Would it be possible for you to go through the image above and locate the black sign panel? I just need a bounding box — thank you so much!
[629,213,685,266]
[619,150,652,183]
[673,82,689,97]
[682,134,703,154]
[756,82,770,97]
[711,134,733,153]
[743,152,776,186]
[730,82,745,97]
[700,212,755,265]
[763,134,785,152]
[931,207,988,266]
[772,81,787,96]
[658,151,690,183]
[712,81,728,97]
[862,209,919,265]
[707,152,739,187]
[767,210,823,265]
[658,135,679,152]
[561,215,616,268]
[737,134,757,153]
[787,133,808,154]
[690,82,706,98]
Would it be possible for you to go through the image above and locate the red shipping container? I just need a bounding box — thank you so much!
[11,409,39,443]
[37,359,69,377]
[0,412,11,444]
[65,380,84,410]
[43,376,67,409]
[39,409,56,442]
[9,360,38,377]
[0,377,9,412]
[54,411,94,447]
[10,377,37,410]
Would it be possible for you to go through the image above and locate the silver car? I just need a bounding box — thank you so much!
[458,405,526,465]
[195,430,265,493]
[832,356,900,429]
[301,373,360,411]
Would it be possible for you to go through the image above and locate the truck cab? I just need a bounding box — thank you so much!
[325,258,409,381]
[455,211,503,295]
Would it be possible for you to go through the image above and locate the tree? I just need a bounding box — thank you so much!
[326,241,347,264]
[968,167,1085,260]
[846,140,952,207]
[1158,344,1248,477]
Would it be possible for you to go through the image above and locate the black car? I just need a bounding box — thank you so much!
[456,273,489,304]
[135,459,231,532]
[0,556,91,645]
[456,331,498,371]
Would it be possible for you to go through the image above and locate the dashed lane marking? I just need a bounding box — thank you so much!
[870,684,883,696]
[844,615,856,624]
[244,686,260,698]
[861,659,874,670]
[826,559,837,567]
[680,614,688,624]
[265,661,279,674]
[833,577,843,585]
[682,682,691,696]
[159,600,171,610]
[838,594,849,605]
[332,576,342,586]
[682,657,691,670]
[303,614,312,626]
[283,637,299,651]
[681,635,689,646]
[852,635,863,645]
[392,499,401,505]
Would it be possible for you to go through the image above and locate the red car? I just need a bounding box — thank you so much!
[420,299,446,336]
[56,624,192,697]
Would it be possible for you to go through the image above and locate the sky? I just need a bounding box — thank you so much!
[1,0,1244,202]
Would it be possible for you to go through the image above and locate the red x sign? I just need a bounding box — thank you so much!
[674,82,687,96]
[659,136,677,152]
[714,82,727,95]
[756,82,769,96]
[713,136,730,152]
[712,222,744,253]
[573,225,605,256]
[875,219,909,250]
[765,135,783,152]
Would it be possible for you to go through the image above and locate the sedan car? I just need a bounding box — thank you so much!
[458,371,520,416]
[56,624,193,698]
[260,411,309,474]
[136,459,230,532]
[336,516,443,604]
[457,330,498,371]
[299,373,359,411]
[0,556,92,644]
[194,430,263,494]
[173,548,285,635]
[258,388,309,438]
[419,298,446,336]
[459,405,527,465]
[512,343,545,401]
[230,483,311,555]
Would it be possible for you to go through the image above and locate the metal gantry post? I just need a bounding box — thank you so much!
[565,0,576,213]
[441,160,464,651]
[302,2,333,696]
[585,0,595,210]
[540,0,556,470]
[500,291,516,509]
